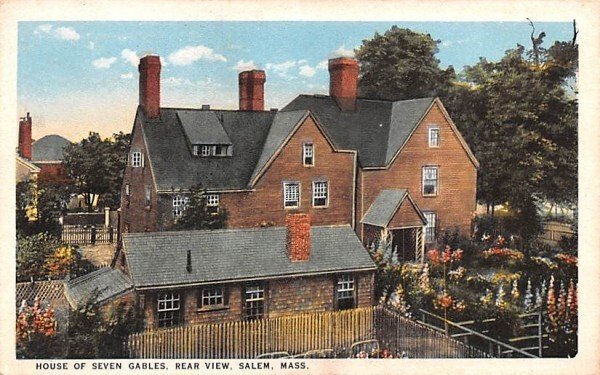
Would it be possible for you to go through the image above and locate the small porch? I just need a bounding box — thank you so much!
[361,189,427,263]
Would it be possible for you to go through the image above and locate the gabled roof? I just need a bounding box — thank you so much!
[16,155,41,173]
[64,267,134,308]
[140,107,276,191]
[249,110,309,185]
[32,134,71,162]
[282,95,435,167]
[177,110,232,145]
[361,189,427,228]
[123,225,376,289]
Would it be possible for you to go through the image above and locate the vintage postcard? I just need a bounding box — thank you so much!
[1,1,599,374]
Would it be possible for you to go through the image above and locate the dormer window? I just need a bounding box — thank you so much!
[192,144,231,157]
[303,143,314,166]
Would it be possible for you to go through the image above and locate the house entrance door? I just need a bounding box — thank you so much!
[392,228,417,262]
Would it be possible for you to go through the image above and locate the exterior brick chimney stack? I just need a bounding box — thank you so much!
[239,70,266,111]
[286,213,311,262]
[328,57,359,111]
[138,55,161,119]
[18,112,32,160]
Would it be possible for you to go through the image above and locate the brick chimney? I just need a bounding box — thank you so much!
[139,55,161,119]
[286,213,311,262]
[18,112,32,160]
[239,70,266,111]
[328,57,359,111]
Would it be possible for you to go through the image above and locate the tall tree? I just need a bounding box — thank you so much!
[169,185,227,231]
[355,26,455,100]
[63,132,130,211]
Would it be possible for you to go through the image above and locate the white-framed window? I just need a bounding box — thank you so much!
[206,194,219,214]
[312,181,328,207]
[303,143,314,166]
[157,292,181,327]
[144,185,151,207]
[201,145,211,157]
[125,183,130,196]
[199,286,226,308]
[424,211,436,243]
[195,144,230,157]
[336,274,355,310]
[283,182,300,208]
[422,166,439,196]
[244,284,265,321]
[428,127,440,147]
[172,195,189,218]
[131,151,143,167]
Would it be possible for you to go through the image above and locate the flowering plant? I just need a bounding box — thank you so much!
[555,253,578,266]
[16,298,57,341]
[482,247,524,261]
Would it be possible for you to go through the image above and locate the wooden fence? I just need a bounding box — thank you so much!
[126,306,488,359]
[61,225,115,245]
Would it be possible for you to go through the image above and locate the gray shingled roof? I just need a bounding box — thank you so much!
[124,225,376,289]
[282,95,434,167]
[361,189,426,227]
[141,108,276,191]
[177,110,232,145]
[249,110,308,184]
[32,134,71,162]
[64,267,134,308]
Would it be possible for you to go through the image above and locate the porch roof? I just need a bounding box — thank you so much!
[361,189,427,228]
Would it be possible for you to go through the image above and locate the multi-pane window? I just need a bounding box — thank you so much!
[283,182,300,208]
[428,127,440,147]
[131,151,143,167]
[199,287,226,308]
[157,292,181,327]
[312,181,328,207]
[244,284,265,321]
[206,194,219,214]
[424,212,437,243]
[303,143,314,166]
[144,186,151,207]
[194,144,230,157]
[172,195,189,218]
[336,274,355,310]
[422,166,439,196]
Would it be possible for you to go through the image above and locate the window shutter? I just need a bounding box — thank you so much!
[223,286,229,306]
[198,289,203,308]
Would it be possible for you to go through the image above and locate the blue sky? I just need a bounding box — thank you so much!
[18,21,574,141]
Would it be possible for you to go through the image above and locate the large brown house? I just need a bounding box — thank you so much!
[121,55,478,262]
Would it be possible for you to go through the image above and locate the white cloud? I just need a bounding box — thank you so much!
[120,72,133,79]
[265,60,299,79]
[233,59,258,72]
[299,65,316,78]
[88,41,95,50]
[330,45,355,58]
[92,57,117,69]
[121,49,140,67]
[162,77,194,86]
[167,45,227,66]
[55,27,80,41]
[34,24,53,35]
[316,60,328,70]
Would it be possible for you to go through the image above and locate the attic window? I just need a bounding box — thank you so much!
[303,143,314,166]
[428,127,440,147]
[192,144,231,157]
